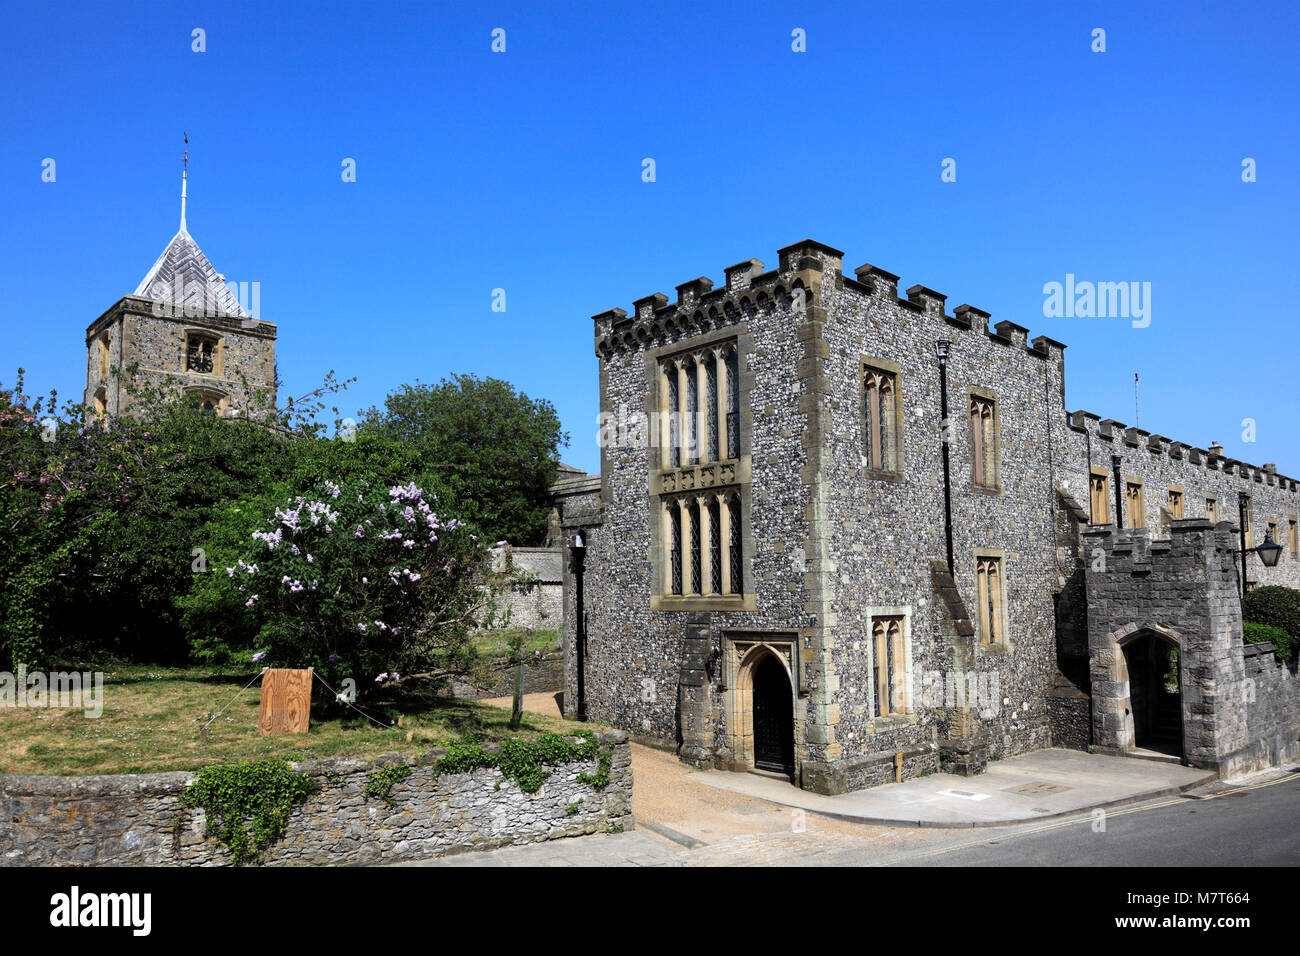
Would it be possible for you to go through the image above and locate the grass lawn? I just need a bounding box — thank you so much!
[0,664,594,777]
[472,626,560,657]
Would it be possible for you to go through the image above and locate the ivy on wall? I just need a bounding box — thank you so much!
[179,758,314,865]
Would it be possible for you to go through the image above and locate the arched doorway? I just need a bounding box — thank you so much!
[751,652,794,775]
[1122,631,1182,758]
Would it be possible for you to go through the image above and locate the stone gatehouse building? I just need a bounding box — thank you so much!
[552,239,1300,794]
[83,166,276,421]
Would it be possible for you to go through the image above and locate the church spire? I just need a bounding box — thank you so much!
[180,131,188,233]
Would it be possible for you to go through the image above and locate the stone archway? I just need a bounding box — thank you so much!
[727,639,798,777]
[1092,622,1186,759]
[1121,630,1183,757]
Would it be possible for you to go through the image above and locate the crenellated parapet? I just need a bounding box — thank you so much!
[592,239,840,360]
[1067,409,1299,494]
[591,239,1069,366]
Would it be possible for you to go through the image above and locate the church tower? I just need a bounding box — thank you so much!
[84,144,276,421]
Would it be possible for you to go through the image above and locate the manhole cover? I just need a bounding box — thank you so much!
[1004,781,1070,797]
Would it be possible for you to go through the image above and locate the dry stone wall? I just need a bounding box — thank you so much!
[0,731,631,866]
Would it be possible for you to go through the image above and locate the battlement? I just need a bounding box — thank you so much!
[591,239,1067,366]
[1081,519,1235,575]
[1068,409,1298,493]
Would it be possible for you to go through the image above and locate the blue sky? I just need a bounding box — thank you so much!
[3,1,1297,475]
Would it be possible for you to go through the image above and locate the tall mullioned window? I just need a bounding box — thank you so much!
[1126,480,1146,529]
[862,365,900,473]
[970,395,998,488]
[1090,469,1111,524]
[662,491,743,598]
[976,555,1006,646]
[659,344,740,469]
[725,349,739,461]
[657,339,745,604]
[872,617,907,718]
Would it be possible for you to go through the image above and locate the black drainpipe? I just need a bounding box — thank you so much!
[571,534,587,721]
[1111,455,1124,530]
[936,341,955,576]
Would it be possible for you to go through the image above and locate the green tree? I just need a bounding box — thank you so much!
[362,375,569,546]
[0,366,354,667]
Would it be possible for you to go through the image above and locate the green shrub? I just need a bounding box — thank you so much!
[1243,621,1293,660]
[1243,586,1300,659]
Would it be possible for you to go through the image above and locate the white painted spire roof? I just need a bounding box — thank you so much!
[132,228,248,318]
[132,157,248,318]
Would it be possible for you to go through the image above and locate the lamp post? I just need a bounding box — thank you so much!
[1238,492,1249,596]
[570,533,587,721]
[1236,492,1282,597]
[934,339,954,576]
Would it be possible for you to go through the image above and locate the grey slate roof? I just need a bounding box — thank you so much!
[133,227,248,318]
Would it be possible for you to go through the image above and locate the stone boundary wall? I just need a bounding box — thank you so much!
[0,731,631,867]
[497,578,563,631]
[450,651,565,700]
[1236,644,1300,775]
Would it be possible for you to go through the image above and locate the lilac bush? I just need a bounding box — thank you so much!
[224,478,496,694]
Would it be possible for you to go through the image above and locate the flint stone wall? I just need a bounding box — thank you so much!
[0,730,631,867]
[450,651,565,699]
[1047,678,1092,752]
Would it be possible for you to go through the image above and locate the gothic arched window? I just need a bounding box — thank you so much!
[970,395,997,488]
[863,365,899,473]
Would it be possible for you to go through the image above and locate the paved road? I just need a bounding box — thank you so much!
[407,770,1300,867]
[427,695,1300,867]
[902,772,1300,867]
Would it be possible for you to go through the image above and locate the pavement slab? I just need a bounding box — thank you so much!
[686,748,1215,827]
